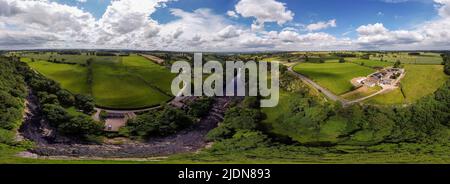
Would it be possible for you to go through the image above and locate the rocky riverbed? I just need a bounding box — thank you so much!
[19,91,231,158]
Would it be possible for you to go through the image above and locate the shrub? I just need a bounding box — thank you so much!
[58,115,103,136]
[188,97,214,118]
[74,94,95,114]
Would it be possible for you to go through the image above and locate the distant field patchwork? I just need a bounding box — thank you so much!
[370,52,443,65]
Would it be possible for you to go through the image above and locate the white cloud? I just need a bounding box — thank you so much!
[354,0,450,49]
[306,19,337,32]
[234,0,294,31]
[435,0,450,17]
[356,23,424,48]
[0,0,448,51]
[226,10,239,18]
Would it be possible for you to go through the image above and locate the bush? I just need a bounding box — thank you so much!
[42,104,71,127]
[0,128,15,145]
[58,115,103,136]
[222,107,262,130]
[56,90,75,107]
[210,131,270,152]
[188,97,214,118]
[125,105,194,138]
[206,125,234,141]
[74,94,95,114]
[99,110,108,121]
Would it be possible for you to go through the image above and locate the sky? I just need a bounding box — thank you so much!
[0,0,449,51]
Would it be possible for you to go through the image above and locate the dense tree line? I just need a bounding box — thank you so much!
[0,57,27,132]
[442,53,450,75]
[95,52,116,56]
[121,97,214,139]
[206,97,263,141]
[10,57,101,140]
[333,53,357,58]
[120,105,193,138]
[57,51,82,55]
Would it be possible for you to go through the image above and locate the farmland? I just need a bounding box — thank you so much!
[21,53,175,109]
[293,62,375,95]
[370,52,443,65]
[347,58,393,68]
[22,58,90,94]
[366,64,448,104]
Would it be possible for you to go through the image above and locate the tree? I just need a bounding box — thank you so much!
[188,97,214,118]
[99,110,108,121]
[42,104,71,126]
[339,57,346,63]
[125,106,194,137]
[58,115,103,136]
[221,107,262,130]
[56,90,74,107]
[37,91,59,105]
[394,60,402,68]
[210,131,270,152]
[206,124,234,141]
[75,94,95,114]
[319,57,325,63]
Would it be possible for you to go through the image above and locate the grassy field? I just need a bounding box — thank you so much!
[21,54,175,109]
[293,63,375,95]
[122,55,176,94]
[347,58,393,68]
[370,52,443,65]
[366,64,448,104]
[341,86,382,101]
[22,58,90,94]
[20,52,94,64]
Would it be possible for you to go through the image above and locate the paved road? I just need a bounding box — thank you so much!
[288,65,350,105]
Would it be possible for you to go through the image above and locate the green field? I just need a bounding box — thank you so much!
[22,58,90,94]
[341,86,382,101]
[90,55,173,109]
[367,64,448,104]
[370,52,443,65]
[21,54,175,109]
[347,59,393,68]
[20,52,94,64]
[293,63,375,95]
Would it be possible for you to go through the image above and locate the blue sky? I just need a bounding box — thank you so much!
[62,0,439,39]
[1,0,449,50]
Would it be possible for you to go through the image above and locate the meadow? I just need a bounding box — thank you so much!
[293,62,375,95]
[22,58,90,94]
[21,54,175,109]
[20,52,93,64]
[370,52,443,65]
[366,64,448,104]
[347,58,393,68]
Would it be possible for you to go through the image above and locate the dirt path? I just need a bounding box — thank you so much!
[19,90,231,158]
